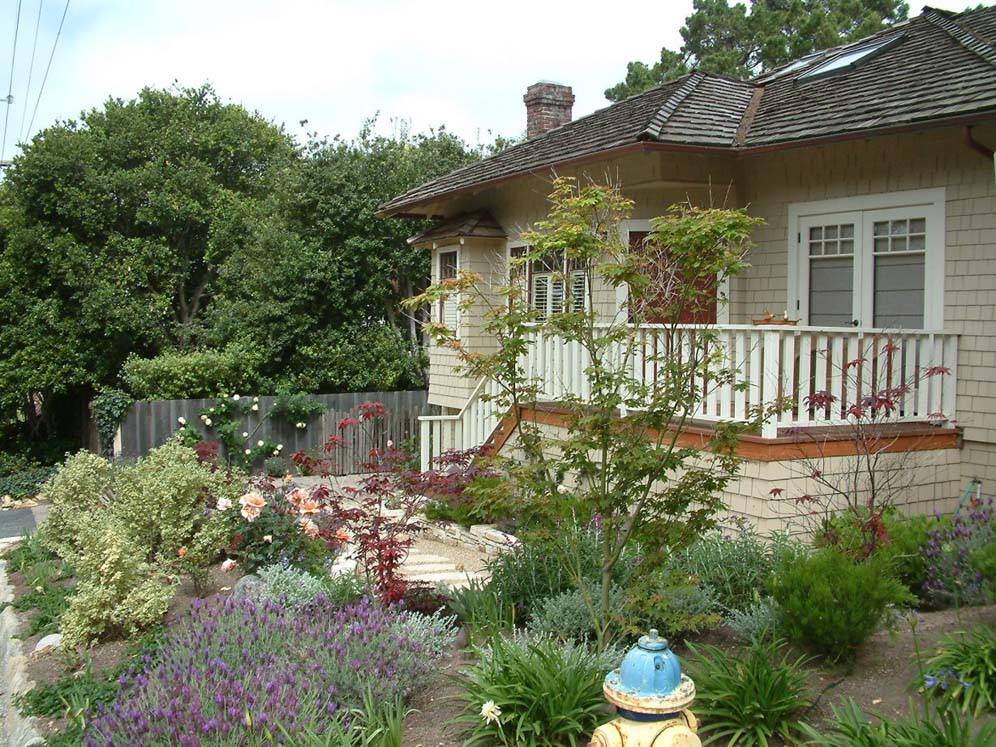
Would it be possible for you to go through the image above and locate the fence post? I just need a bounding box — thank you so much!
[761,328,782,439]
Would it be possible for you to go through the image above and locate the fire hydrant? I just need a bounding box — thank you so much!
[589,629,701,747]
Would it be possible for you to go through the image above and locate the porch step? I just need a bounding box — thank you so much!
[400,546,488,590]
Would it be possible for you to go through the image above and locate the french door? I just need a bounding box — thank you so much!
[796,201,939,330]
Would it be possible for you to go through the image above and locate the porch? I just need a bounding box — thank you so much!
[418,324,959,471]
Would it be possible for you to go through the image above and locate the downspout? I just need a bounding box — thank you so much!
[962,125,994,158]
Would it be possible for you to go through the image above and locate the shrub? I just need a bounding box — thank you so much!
[60,520,176,648]
[688,638,810,747]
[84,596,454,745]
[526,585,624,643]
[445,578,517,645]
[454,633,615,747]
[671,527,781,613]
[922,626,996,716]
[922,497,993,608]
[40,442,241,644]
[621,570,721,642]
[268,391,325,425]
[0,465,56,501]
[89,388,133,456]
[726,596,781,645]
[121,345,260,400]
[770,549,913,661]
[801,698,996,747]
[246,564,330,606]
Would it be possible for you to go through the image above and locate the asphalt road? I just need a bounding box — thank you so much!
[0,504,48,539]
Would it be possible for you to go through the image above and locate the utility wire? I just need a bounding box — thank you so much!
[18,0,44,145]
[25,0,69,145]
[1,0,25,162]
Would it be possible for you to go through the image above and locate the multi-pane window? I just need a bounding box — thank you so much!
[512,248,586,320]
[439,250,459,334]
[872,218,926,329]
[808,223,856,327]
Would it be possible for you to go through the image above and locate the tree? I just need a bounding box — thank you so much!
[0,85,296,446]
[605,0,909,101]
[204,120,482,390]
[411,177,770,648]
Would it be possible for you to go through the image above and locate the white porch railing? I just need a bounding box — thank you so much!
[418,324,959,467]
[418,377,503,471]
[524,324,959,438]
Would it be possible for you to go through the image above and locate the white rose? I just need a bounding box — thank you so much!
[177,417,187,426]
[276,444,283,451]
[216,497,233,511]
[556,483,570,495]
[200,414,207,422]
[272,450,279,456]
[251,404,259,412]
[232,394,240,401]
[204,418,213,426]
[257,440,264,447]
[244,449,251,455]
[253,396,259,403]
[242,432,249,438]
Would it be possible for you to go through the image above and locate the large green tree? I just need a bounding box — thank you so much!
[0,85,295,446]
[204,121,481,391]
[605,0,909,101]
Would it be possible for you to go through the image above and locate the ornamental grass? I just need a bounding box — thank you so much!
[84,595,454,746]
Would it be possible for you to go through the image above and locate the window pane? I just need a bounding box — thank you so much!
[909,234,926,252]
[809,226,823,240]
[839,239,854,255]
[824,240,838,255]
[909,218,926,234]
[825,225,839,240]
[440,251,458,279]
[874,254,925,329]
[891,219,907,236]
[891,236,907,252]
[873,221,889,236]
[874,237,890,253]
[840,224,854,239]
[809,241,823,256]
[810,256,854,327]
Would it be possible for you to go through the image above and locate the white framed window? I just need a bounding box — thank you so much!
[508,243,587,321]
[788,189,945,330]
[438,249,459,336]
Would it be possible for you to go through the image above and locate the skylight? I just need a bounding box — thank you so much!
[797,34,905,81]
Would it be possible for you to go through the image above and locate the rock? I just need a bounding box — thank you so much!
[231,574,261,599]
[33,634,61,653]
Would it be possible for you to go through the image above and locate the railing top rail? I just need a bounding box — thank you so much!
[524,322,954,335]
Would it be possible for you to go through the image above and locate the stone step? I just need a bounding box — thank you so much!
[402,553,453,566]
[399,562,459,575]
[404,568,487,584]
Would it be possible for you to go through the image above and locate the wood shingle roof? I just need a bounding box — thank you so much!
[380,5,996,216]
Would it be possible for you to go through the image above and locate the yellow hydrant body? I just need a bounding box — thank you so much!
[589,630,702,747]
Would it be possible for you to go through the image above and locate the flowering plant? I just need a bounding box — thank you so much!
[84,595,455,745]
[227,478,349,574]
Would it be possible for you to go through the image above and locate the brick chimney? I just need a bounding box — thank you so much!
[524,81,574,139]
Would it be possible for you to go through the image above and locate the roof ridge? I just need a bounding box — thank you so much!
[638,72,706,141]
[924,6,996,68]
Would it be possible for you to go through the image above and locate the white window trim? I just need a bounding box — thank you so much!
[508,239,589,317]
[787,188,945,330]
[621,219,730,325]
[437,245,460,339]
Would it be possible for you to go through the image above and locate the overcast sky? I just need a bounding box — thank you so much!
[0,0,989,160]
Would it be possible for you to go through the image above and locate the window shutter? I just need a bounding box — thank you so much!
[551,277,565,315]
[439,250,459,335]
[533,274,550,321]
[570,271,586,312]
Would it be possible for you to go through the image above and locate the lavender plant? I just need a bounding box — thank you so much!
[84,595,454,745]
[922,497,993,608]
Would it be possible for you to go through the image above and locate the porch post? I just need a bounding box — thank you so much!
[761,328,782,439]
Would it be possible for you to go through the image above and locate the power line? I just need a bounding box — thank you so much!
[18,0,44,145]
[25,0,69,145]
[1,0,25,162]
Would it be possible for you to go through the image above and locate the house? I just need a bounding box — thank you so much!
[379,5,996,530]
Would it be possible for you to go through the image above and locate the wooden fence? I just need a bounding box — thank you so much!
[115,390,430,474]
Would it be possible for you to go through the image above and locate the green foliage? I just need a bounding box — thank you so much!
[605,0,910,100]
[454,634,614,747]
[771,549,913,661]
[801,698,996,747]
[3,530,56,572]
[526,584,624,643]
[725,596,782,645]
[10,566,74,636]
[40,441,240,644]
[89,388,134,456]
[0,464,56,500]
[445,578,517,645]
[923,626,996,716]
[269,391,325,425]
[59,519,176,647]
[688,638,811,747]
[247,564,331,607]
[18,663,119,720]
[121,345,261,400]
[972,539,996,594]
[0,84,295,450]
[621,571,721,643]
[669,527,787,613]
[820,508,935,598]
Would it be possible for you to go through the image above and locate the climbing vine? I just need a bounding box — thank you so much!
[90,389,135,456]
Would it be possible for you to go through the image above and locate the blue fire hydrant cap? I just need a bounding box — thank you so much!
[603,628,696,716]
[638,628,669,651]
